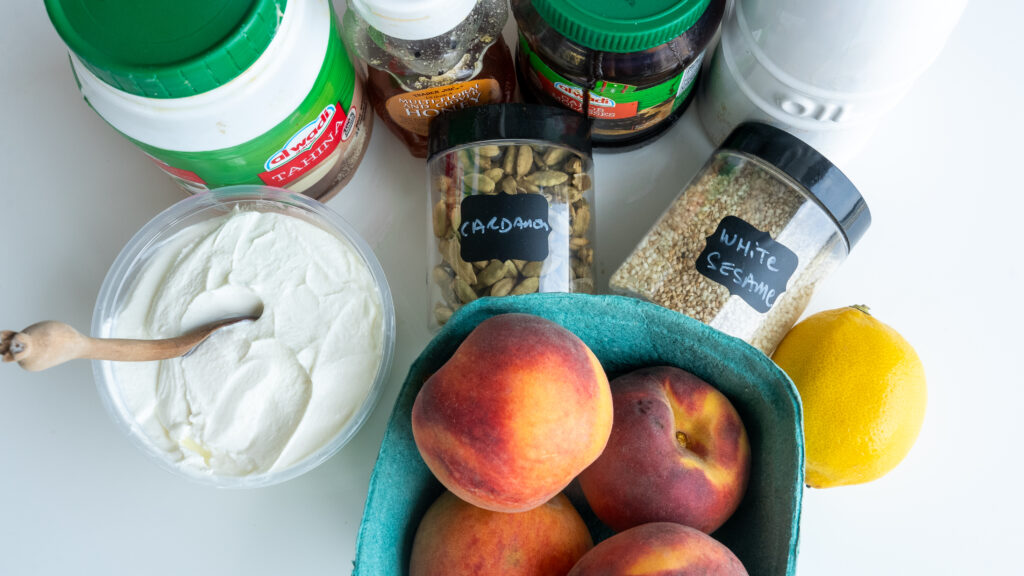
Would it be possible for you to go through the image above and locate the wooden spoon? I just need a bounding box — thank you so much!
[1,314,260,372]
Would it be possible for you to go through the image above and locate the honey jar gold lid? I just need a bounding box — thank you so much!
[44,0,284,98]
[427,104,593,160]
[531,0,712,53]
[722,122,872,249]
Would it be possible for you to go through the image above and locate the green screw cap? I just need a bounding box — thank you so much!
[530,0,711,53]
[44,0,287,98]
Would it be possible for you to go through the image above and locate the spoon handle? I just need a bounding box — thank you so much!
[2,317,252,372]
[78,318,246,361]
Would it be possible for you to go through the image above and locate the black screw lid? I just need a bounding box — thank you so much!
[427,103,593,160]
[721,122,872,250]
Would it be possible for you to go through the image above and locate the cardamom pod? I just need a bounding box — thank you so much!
[571,257,592,279]
[454,278,478,304]
[451,204,461,231]
[445,238,477,285]
[477,260,507,286]
[503,260,518,278]
[478,145,501,157]
[431,265,452,286]
[500,176,517,195]
[510,276,540,295]
[516,145,533,177]
[434,303,454,324]
[432,199,447,238]
[572,203,591,236]
[542,147,568,166]
[467,174,496,194]
[439,279,460,308]
[521,261,544,277]
[489,277,515,297]
[525,170,569,187]
[503,146,516,174]
[484,168,504,183]
[564,157,583,174]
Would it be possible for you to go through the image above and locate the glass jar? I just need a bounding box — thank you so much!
[511,0,725,149]
[45,0,371,201]
[610,123,872,354]
[343,0,517,158]
[426,104,594,329]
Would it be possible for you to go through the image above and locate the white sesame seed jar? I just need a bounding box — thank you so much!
[610,123,871,355]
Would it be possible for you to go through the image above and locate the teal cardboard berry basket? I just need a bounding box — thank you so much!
[353,293,803,576]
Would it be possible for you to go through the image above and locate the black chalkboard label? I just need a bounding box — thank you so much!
[459,193,551,262]
[695,216,799,313]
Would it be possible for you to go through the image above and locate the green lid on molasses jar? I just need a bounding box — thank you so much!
[44,0,284,98]
[530,0,712,53]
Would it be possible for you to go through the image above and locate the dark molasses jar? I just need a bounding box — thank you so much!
[512,0,725,150]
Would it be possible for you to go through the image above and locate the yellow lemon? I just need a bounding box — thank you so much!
[771,305,926,488]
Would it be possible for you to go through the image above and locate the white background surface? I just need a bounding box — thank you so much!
[1,1,1021,575]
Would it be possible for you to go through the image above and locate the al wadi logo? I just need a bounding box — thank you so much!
[264,104,337,171]
[553,82,615,108]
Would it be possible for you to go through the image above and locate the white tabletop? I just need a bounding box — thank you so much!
[1,2,1020,575]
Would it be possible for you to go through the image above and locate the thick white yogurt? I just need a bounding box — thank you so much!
[112,209,384,476]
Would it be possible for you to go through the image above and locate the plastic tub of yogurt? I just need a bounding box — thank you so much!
[92,186,395,487]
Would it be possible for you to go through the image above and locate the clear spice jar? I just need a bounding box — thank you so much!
[511,0,725,149]
[342,0,517,158]
[426,104,594,329]
[610,123,872,354]
[45,0,372,201]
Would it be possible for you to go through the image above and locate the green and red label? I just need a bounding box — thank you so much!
[259,100,350,186]
[145,154,208,193]
[133,18,359,193]
[519,35,703,120]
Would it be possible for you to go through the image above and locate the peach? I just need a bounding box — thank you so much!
[578,366,750,533]
[409,491,593,576]
[566,522,748,576]
[412,313,613,512]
